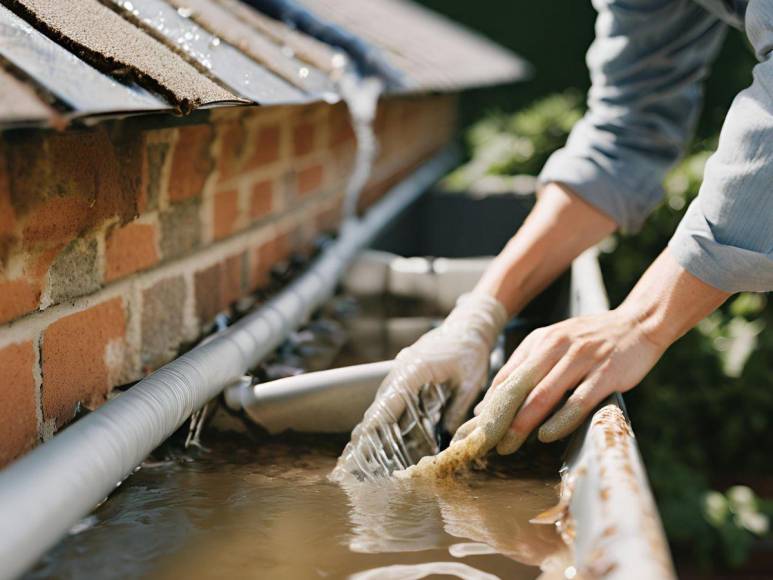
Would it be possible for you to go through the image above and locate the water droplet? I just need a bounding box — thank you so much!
[177,6,192,18]
[564,566,577,579]
[331,53,347,69]
[298,67,309,79]
[210,37,221,47]
[123,1,133,10]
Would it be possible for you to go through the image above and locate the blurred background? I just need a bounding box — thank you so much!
[416,1,772,576]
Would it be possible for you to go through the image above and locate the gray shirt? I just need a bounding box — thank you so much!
[539,0,772,293]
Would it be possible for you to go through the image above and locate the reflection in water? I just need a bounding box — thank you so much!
[29,433,567,579]
[30,299,569,579]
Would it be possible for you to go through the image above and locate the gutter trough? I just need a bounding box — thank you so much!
[0,147,460,580]
[0,150,675,579]
[553,249,676,579]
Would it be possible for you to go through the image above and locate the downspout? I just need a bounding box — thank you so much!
[241,0,402,223]
[0,147,459,580]
[240,0,405,88]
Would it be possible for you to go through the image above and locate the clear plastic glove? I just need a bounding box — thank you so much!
[332,293,507,480]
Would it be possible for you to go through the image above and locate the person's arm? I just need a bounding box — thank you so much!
[497,248,730,453]
[468,3,773,457]
[474,182,616,315]
[668,2,773,293]
[399,249,730,475]
[476,0,729,317]
[538,0,726,234]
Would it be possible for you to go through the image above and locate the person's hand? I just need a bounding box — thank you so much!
[396,307,666,479]
[404,249,730,479]
[475,307,667,455]
[333,293,507,478]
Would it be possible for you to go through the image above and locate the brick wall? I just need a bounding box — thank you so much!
[0,94,457,466]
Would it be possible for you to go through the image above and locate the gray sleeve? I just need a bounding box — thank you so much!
[669,1,773,293]
[538,0,726,232]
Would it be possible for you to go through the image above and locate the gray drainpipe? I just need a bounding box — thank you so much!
[0,147,459,580]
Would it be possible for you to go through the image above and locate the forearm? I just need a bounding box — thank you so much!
[619,248,731,349]
[475,182,617,315]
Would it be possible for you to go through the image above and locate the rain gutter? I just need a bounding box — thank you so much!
[0,146,459,580]
[555,248,676,579]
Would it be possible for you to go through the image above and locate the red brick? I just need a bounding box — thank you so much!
[249,180,273,221]
[111,131,147,221]
[168,125,214,202]
[22,194,92,248]
[26,127,143,225]
[0,278,41,324]
[105,221,159,282]
[329,105,354,147]
[141,134,174,213]
[217,119,247,182]
[249,233,289,290]
[221,253,244,308]
[331,141,356,185]
[194,263,221,325]
[42,298,126,428]
[212,188,239,240]
[245,124,280,170]
[292,122,315,157]
[297,164,324,197]
[0,340,38,466]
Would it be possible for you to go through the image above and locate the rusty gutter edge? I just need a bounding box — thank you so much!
[557,248,676,579]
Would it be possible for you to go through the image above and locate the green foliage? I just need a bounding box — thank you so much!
[443,91,583,190]
[456,94,773,569]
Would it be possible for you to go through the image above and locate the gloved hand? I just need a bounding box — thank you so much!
[333,293,507,479]
[398,306,670,480]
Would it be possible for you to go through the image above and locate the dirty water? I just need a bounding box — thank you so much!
[28,297,568,579]
[27,432,566,580]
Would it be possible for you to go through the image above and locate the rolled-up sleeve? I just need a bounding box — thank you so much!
[538,0,726,232]
[669,1,773,293]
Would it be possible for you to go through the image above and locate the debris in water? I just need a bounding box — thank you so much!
[395,368,537,479]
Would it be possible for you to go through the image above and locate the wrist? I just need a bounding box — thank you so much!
[617,249,731,349]
[449,292,508,348]
[475,182,617,316]
[616,299,680,351]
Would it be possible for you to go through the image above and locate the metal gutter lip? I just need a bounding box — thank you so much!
[557,248,676,579]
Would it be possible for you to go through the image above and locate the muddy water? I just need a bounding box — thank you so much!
[29,299,568,579]
[29,433,565,579]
